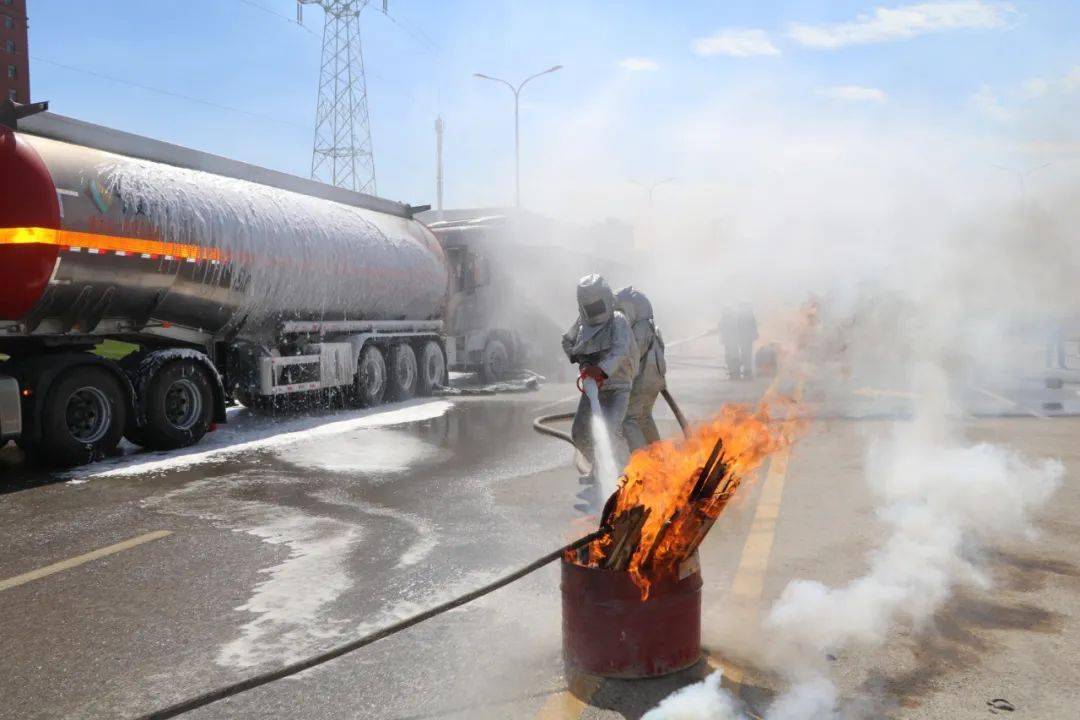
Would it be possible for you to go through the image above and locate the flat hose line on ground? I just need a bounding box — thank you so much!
[134,531,602,720]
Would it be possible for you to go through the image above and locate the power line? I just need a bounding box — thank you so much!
[232,0,317,35]
[31,56,309,132]
[382,10,439,53]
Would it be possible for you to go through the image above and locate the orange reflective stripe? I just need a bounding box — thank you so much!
[0,227,223,262]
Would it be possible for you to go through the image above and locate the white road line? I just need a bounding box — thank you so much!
[0,530,173,592]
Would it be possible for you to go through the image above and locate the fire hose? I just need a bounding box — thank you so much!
[133,531,602,720]
[135,390,689,718]
[532,388,692,444]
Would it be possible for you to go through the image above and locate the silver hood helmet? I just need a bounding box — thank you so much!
[615,285,653,326]
[577,274,614,326]
[564,273,617,362]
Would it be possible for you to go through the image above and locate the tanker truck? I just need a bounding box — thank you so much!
[0,106,451,468]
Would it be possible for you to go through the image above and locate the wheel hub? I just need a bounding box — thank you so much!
[164,378,202,430]
[65,387,112,444]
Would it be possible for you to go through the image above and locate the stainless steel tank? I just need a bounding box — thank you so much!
[0,114,449,345]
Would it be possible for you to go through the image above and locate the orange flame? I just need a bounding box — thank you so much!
[576,397,804,598]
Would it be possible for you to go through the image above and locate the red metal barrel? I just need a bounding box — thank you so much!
[561,557,702,678]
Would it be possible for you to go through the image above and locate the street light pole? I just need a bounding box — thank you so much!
[474,65,563,209]
[630,177,676,206]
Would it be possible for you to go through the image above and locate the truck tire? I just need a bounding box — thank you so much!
[388,343,418,401]
[35,367,127,468]
[480,338,511,384]
[417,340,446,396]
[355,345,388,407]
[138,361,215,450]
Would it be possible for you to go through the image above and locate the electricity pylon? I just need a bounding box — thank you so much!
[299,0,384,194]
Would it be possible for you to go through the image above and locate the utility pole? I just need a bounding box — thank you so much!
[435,115,444,219]
[631,177,676,205]
[299,0,385,194]
[474,65,562,209]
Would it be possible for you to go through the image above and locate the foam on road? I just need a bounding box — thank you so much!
[144,478,366,669]
[279,428,452,477]
[67,400,454,481]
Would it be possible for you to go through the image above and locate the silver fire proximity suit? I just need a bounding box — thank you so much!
[616,286,667,452]
[562,274,639,475]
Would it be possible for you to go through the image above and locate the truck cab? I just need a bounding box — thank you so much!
[432,216,531,382]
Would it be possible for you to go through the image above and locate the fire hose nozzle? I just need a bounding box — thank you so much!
[577,366,606,393]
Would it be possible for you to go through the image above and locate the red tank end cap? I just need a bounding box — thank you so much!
[0,129,61,320]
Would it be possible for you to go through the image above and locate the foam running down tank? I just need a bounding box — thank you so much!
[0,110,452,467]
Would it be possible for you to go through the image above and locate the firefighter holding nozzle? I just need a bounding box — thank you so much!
[562,274,639,481]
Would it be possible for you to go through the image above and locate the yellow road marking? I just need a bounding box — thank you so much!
[722,378,804,689]
[533,673,602,720]
[0,530,173,592]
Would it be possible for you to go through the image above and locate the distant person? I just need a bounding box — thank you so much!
[720,303,758,380]
[562,274,639,479]
[1046,319,1067,370]
[720,305,740,380]
[616,286,667,452]
[736,302,758,379]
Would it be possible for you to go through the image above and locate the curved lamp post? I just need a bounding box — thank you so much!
[474,65,563,208]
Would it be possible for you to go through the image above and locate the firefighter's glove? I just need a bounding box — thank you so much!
[580,365,608,390]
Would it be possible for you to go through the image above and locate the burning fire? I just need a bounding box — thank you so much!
[572,398,804,598]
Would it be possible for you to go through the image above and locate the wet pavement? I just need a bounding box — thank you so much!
[1,353,1079,719]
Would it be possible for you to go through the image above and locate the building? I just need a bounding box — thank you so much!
[0,0,28,104]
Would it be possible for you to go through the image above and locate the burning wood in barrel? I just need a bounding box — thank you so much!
[561,400,802,678]
[572,401,799,597]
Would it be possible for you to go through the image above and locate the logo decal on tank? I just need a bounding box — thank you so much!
[87,180,114,214]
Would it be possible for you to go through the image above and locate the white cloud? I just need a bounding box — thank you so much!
[789,1,1015,49]
[820,85,888,102]
[1062,66,1080,94]
[1022,78,1050,99]
[693,29,781,58]
[1031,66,1080,97]
[971,84,1013,121]
[1016,66,1080,101]
[619,57,659,71]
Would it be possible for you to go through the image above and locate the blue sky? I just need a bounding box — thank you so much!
[24,1,1080,214]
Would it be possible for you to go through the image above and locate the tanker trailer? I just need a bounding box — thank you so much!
[0,109,451,467]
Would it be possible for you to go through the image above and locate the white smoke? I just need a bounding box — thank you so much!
[644,671,745,720]
[643,361,1064,719]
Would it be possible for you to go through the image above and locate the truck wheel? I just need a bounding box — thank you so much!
[480,338,511,384]
[388,343,418,401]
[417,340,446,396]
[139,361,214,450]
[36,367,127,467]
[355,345,388,407]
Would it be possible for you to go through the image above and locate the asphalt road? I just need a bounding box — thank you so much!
[1,350,1078,720]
